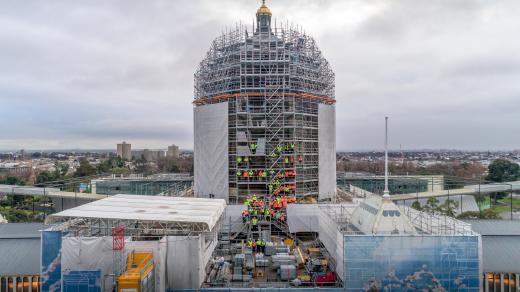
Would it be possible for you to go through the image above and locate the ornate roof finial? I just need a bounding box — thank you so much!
[257,0,272,17]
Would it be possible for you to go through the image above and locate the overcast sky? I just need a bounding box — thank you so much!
[1,0,519,151]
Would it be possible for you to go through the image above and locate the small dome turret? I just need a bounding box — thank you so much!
[256,0,272,17]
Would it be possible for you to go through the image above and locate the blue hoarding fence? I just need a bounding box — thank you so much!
[41,230,62,292]
[63,270,102,292]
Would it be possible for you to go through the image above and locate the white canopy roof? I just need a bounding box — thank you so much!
[46,194,226,231]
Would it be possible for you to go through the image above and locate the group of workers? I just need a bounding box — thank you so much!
[241,208,272,222]
[247,238,266,253]
[242,193,293,254]
[241,195,292,226]
[237,169,268,178]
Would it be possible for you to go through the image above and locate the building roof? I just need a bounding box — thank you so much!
[481,236,520,273]
[0,223,46,239]
[464,220,520,273]
[464,219,520,236]
[46,194,226,231]
[0,223,44,276]
[0,238,41,276]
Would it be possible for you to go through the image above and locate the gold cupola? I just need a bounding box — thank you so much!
[256,0,272,17]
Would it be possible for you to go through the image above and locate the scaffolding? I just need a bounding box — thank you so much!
[194,11,335,204]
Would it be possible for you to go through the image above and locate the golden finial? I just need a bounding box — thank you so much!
[256,0,272,17]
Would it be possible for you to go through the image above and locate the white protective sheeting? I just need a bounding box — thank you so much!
[318,104,336,200]
[165,235,211,290]
[225,204,245,222]
[194,102,229,201]
[47,194,226,232]
[318,206,345,281]
[286,204,320,233]
[61,237,115,292]
[125,239,167,292]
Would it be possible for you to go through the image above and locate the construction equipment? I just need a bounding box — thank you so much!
[117,251,155,292]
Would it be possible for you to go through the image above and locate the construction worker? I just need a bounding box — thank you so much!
[260,239,266,253]
[251,239,257,253]
[251,216,258,231]
[242,210,249,223]
[265,208,271,221]
[247,239,252,249]
[256,239,262,253]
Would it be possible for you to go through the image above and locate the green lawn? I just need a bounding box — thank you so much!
[476,196,520,213]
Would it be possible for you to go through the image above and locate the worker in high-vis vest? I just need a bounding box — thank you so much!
[247,239,252,248]
[256,239,262,253]
[251,239,257,253]
[265,208,271,221]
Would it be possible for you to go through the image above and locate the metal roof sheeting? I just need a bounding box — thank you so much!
[46,194,226,231]
[481,236,520,273]
[465,220,520,273]
[0,223,46,239]
[465,219,520,236]
[0,238,41,275]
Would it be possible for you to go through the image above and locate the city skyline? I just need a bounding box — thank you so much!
[1,0,519,150]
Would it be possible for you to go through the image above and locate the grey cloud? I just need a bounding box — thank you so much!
[0,0,519,150]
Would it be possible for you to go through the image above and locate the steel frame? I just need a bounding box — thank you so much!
[50,215,223,238]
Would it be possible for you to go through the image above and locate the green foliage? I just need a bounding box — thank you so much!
[0,207,34,222]
[111,167,129,175]
[74,158,97,177]
[487,159,520,182]
[36,171,59,184]
[0,176,26,185]
[457,209,500,219]
[97,156,126,174]
[411,198,459,217]
[411,201,422,211]
[422,197,440,215]
[438,199,459,217]
[0,195,48,223]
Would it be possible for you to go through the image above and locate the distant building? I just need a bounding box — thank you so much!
[116,141,132,160]
[167,144,179,158]
[18,149,26,160]
[91,173,193,195]
[131,149,165,162]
